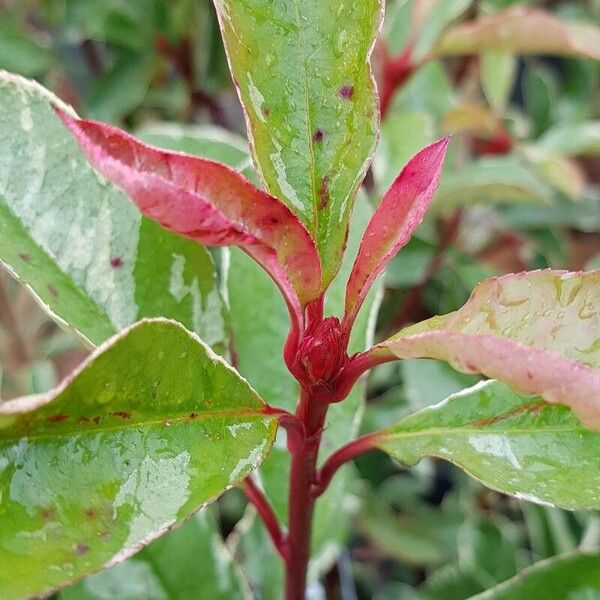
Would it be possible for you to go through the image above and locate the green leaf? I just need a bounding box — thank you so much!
[213,0,382,285]
[0,72,230,354]
[373,111,435,194]
[60,508,249,600]
[468,552,600,599]
[502,196,600,233]
[376,380,600,510]
[433,8,600,61]
[87,55,153,123]
[0,26,52,77]
[137,123,251,173]
[411,0,473,61]
[230,196,382,593]
[435,156,554,210]
[520,146,586,201]
[524,64,557,138]
[0,319,277,599]
[537,121,600,156]
[379,270,600,428]
[481,52,517,111]
[356,494,457,566]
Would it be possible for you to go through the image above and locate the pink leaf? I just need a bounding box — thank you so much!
[343,137,449,330]
[55,109,322,336]
[371,270,600,429]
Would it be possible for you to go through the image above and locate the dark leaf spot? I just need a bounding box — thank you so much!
[319,175,330,210]
[84,508,97,520]
[40,507,56,521]
[47,285,58,298]
[109,411,132,419]
[312,129,324,143]
[110,257,123,269]
[19,253,31,263]
[261,105,271,118]
[47,414,69,423]
[189,412,199,419]
[78,416,91,424]
[92,416,101,425]
[74,543,90,556]
[338,85,354,100]
[100,531,111,541]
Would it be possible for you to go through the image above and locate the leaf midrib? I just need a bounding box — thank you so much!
[291,0,319,234]
[381,424,589,444]
[0,408,275,444]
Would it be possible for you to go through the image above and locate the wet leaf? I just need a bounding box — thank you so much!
[376,380,600,509]
[0,72,231,354]
[468,552,600,599]
[56,110,322,331]
[344,138,449,329]
[376,270,600,429]
[213,0,382,285]
[432,8,600,61]
[60,508,249,600]
[0,319,277,599]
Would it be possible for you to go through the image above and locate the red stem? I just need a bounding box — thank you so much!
[243,477,288,561]
[285,390,329,599]
[312,432,380,499]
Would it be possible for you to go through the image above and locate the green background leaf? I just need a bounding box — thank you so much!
[469,552,600,599]
[60,508,249,600]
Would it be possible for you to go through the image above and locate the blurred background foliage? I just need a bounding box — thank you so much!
[1,0,599,598]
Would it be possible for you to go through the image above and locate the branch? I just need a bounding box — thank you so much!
[311,432,381,498]
[242,477,288,562]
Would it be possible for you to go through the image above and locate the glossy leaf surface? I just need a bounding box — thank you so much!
[378,270,600,428]
[469,552,600,599]
[214,0,382,285]
[0,72,230,353]
[0,319,277,599]
[377,380,600,510]
[57,110,321,325]
[433,8,600,61]
[60,508,249,600]
[344,138,449,329]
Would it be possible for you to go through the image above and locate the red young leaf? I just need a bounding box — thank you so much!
[343,137,449,331]
[55,109,322,335]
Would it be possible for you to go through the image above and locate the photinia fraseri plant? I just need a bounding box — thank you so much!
[0,2,599,599]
